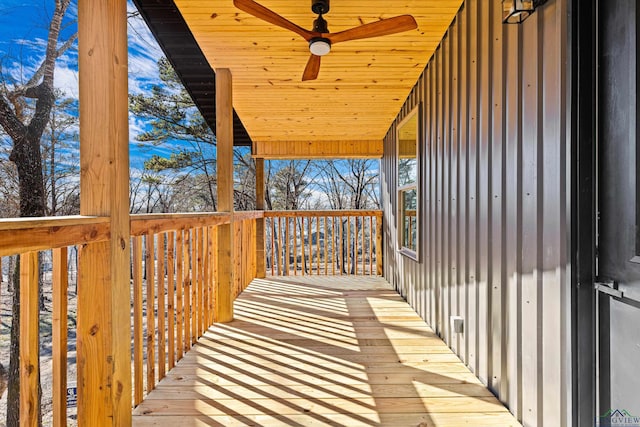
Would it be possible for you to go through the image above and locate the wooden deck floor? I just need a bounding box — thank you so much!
[133,276,520,426]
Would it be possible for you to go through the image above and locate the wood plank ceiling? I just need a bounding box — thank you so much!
[174,0,463,153]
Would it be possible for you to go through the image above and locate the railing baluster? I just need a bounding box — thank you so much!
[184,229,191,352]
[191,228,197,345]
[203,227,210,331]
[210,226,217,326]
[376,215,383,275]
[354,217,359,275]
[369,216,373,275]
[300,218,305,276]
[331,217,335,275]
[307,217,312,275]
[324,216,328,275]
[284,217,289,275]
[315,218,320,275]
[270,218,275,276]
[348,217,352,274]
[274,218,279,275]
[362,216,366,275]
[339,216,344,275]
[293,217,298,275]
[167,231,176,369]
[176,230,184,361]
[19,251,39,426]
[52,247,68,427]
[132,237,144,406]
[196,227,204,338]
[157,233,166,381]
[262,211,382,277]
[1,211,263,419]
[145,234,156,392]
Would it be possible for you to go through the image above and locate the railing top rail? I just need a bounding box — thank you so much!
[0,216,110,257]
[0,215,109,231]
[0,211,265,256]
[130,212,231,236]
[264,209,382,218]
[233,210,265,221]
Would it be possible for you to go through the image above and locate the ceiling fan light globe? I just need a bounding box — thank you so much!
[309,38,331,56]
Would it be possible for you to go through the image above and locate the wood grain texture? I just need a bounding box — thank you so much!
[253,140,383,159]
[173,0,464,149]
[133,237,144,406]
[167,232,176,369]
[78,0,131,423]
[0,219,109,257]
[19,252,40,427]
[133,276,520,426]
[145,235,156,392]
[255,158,266,278]
[52,248,68,427]
[215,69,235,323]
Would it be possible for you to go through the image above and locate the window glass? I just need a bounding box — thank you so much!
[396,107,419,259]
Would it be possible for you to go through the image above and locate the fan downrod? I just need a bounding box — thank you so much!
[311,0,329,15]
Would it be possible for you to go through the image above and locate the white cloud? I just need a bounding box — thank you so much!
[126,1,163,94]
[54,64,78,98]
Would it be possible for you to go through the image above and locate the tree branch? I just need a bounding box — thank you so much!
[0,95,27,142]
[23,32,77,90]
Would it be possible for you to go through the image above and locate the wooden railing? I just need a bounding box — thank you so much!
[264,210,383,276]
[0,211,263,426]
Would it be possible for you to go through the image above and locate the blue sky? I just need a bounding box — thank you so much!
[0,0,174,169]
[0,1,380,208]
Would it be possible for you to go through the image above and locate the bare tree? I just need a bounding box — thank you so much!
[42,92,80,216]
[316,159,380,273]
[0,1,75,424]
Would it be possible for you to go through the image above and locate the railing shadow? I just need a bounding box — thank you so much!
[134,275,517,426]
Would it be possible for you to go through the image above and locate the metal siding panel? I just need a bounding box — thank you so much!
[520,10,542,426]
[450,21,460,354]
[457,5,470,365]
[434,53,441,331]
[466,0,480,376]
[477,0,492,386]
[418,76,428,321]
[378,1,570,425]
[442,34,451,344]
[428,62,438,329]
[539,4,566,425]
[504,20,523,421]
[490,0,506,398]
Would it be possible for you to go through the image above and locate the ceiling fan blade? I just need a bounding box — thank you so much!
[327,15,417,44]
[302,54,321,81]
[233,0,314,41]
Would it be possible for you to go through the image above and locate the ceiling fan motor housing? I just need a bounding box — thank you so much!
[311,0,330,15]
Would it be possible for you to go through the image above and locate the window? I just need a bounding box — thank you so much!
[397,106,420,260]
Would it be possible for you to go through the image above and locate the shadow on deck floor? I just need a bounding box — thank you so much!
[133,276,521,426]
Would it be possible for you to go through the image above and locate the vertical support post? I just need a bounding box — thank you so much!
[77,0,131,424]
[215,69,234,323]
[255,157,266,278]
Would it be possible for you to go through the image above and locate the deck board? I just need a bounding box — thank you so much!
[133,276,521,426]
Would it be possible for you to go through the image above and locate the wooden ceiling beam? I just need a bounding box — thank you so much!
[252,140,383,159]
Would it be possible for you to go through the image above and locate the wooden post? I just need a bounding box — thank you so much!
[376,215,383,276]
[52,247,68,427]
[20,252,39,426]
[77,0,131,424]
[255,158,266,278]
[215,69,234,322]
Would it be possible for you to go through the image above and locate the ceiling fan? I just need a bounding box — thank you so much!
[233,0,418,81]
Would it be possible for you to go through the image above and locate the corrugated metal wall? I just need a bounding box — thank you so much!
[381,1,572,426]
